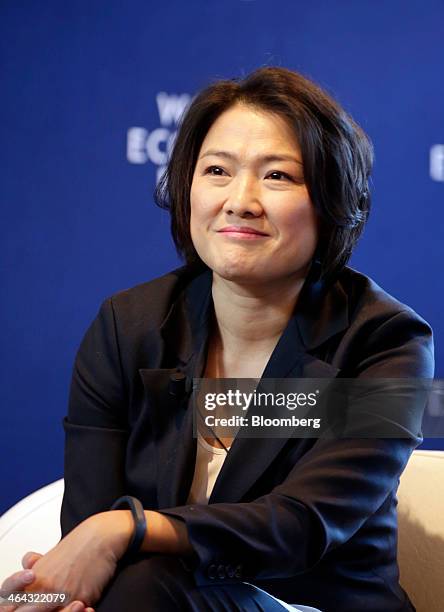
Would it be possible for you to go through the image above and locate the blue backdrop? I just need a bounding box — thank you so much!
[1,0,443,514]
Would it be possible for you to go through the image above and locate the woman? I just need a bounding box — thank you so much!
[1,67,433,612]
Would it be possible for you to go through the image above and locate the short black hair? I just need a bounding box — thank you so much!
[154,66,373,282]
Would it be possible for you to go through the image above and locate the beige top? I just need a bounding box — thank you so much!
[186,432,231,504]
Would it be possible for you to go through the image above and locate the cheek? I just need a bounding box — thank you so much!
[190,188,213,249]
[190,184,213,220]
[281,200,318,243]
[189,186,204,231]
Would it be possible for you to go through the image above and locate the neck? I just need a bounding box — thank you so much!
[210,272,306,353]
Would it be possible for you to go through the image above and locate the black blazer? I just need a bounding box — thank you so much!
[61,264,434,612]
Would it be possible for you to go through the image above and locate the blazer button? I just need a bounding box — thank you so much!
[226,564,235,578]
[207,564,217,580]
[217,564,226,579]
[234,564,242,579]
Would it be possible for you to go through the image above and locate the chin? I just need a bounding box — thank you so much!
[211,257,313,287]
[212,260,271,284]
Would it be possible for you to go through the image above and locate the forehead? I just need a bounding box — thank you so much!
[200,103,301,155]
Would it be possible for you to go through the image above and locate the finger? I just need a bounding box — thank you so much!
[0,569,34,593]
[21,552,43,570]
[58,601,87,612]
[68,602,88,612]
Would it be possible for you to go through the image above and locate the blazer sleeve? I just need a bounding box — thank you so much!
[60,298,129,537]
[159,309,434,585]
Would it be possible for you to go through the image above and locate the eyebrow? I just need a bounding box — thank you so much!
[199,149,303,166]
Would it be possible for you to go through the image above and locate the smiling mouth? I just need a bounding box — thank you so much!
[218,231,268,241]
[217,227,268,238]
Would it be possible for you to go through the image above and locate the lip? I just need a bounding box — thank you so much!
[217,226,268,237]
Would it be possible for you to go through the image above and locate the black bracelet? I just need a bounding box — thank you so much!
[110,495,147,559]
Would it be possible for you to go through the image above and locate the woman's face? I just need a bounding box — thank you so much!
[190,103,319,286]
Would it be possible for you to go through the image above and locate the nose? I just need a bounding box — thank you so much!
[222,173,263,218]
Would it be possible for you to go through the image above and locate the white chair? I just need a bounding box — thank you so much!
[0,479,64,583]
[1,451,443,611]
[397,450,444,611]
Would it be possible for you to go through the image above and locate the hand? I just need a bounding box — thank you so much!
[1,553,92,612]
[0,511,132,612]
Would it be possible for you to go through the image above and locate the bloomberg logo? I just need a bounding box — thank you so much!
[430,145,444,182]
[127,92,193,182]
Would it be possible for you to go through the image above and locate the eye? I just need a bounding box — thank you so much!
[266,170,293,181]
[204,165,227,176]
[266,170,306,184]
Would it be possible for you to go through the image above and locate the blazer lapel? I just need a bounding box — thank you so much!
[209,273,349,504]
[209,316,341,503]
[139,268,213,509]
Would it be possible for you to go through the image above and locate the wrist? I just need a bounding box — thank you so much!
[109,496,147,560]
[89,511,134,561]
